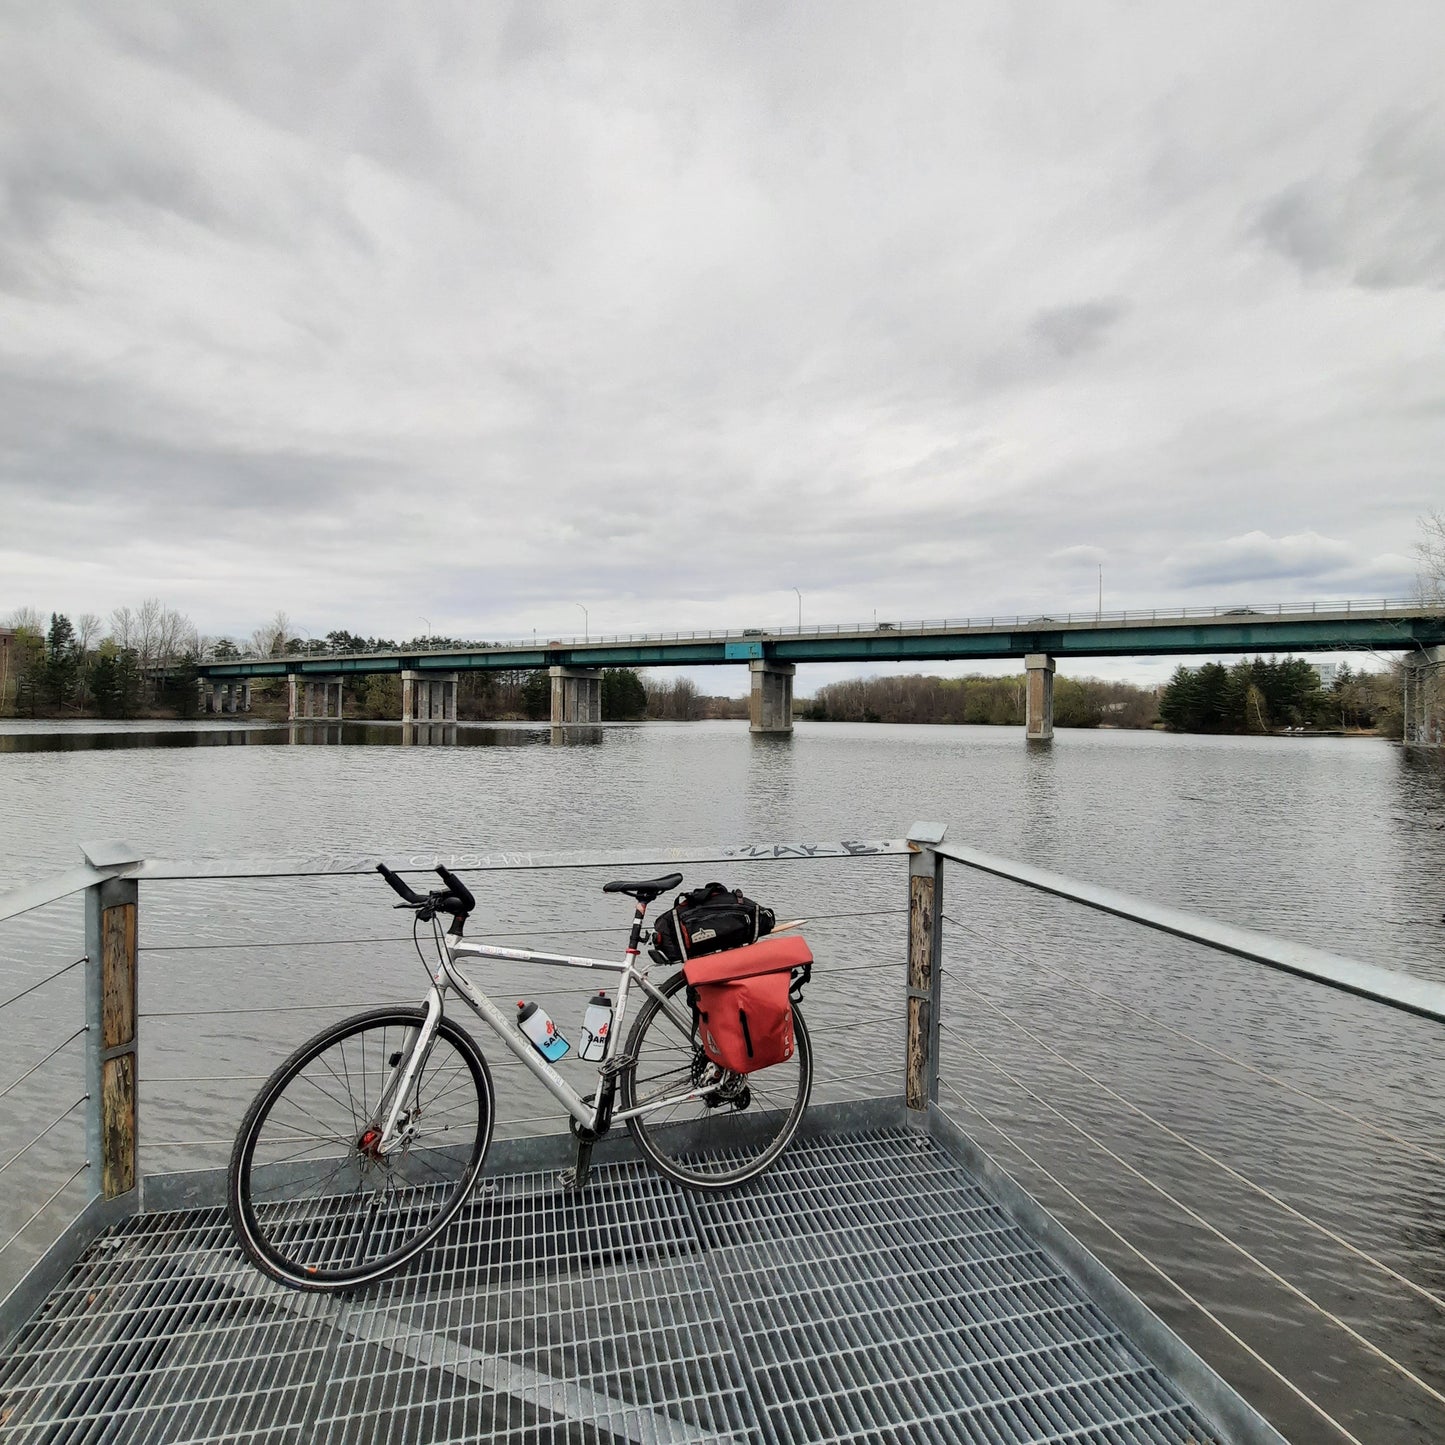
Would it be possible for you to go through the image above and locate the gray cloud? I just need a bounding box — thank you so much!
[1252,109,1445,289]
[1028,301,1127,359]
[1163,531,1413,593]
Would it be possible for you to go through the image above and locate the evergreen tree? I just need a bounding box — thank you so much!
[520,670,550,719]
[158,650,201,717]
[44,613,79,709]
[601,668,647,720]
[93,647,143,719]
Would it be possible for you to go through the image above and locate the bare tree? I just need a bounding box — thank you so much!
[644,675,701,720]
[109,605,136,651]
[1417,509,1445,603]
[75,613,102,653]
[5,606,44,633]
[250,611,291,658]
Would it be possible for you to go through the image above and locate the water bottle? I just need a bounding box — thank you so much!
[579,990,613,1061]
[516,1000,570,1062]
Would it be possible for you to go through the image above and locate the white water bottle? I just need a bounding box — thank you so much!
[517,1000,570,1062]
[580,990,613,1061]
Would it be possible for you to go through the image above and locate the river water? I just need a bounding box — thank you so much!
[2,718,1443,1443]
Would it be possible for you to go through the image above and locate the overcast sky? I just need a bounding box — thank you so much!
[1,2,1442,690]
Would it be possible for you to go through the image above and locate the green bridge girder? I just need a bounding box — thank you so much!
[195,609,1445,681]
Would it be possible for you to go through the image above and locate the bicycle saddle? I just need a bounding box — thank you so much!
[602,872,684,903]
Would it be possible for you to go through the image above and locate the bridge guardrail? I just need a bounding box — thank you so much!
[201,597,1440,665]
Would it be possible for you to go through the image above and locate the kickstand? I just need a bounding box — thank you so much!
[559,1136,594,1191]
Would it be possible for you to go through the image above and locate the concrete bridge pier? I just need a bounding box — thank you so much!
[402,671,458,725]
[288,675,345,721]
[749,660,795,734]
[549,666,601,724]
[1404,645,1445,746]
[1025,654,1055,741]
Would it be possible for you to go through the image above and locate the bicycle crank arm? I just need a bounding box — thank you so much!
[559,1136,595,1192]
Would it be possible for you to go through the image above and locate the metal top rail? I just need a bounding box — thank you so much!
[932,838,1445,1025]
[206,596,1440,664]
[0,839,910,924]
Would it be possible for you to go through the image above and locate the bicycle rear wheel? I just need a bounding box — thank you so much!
[227,1006,493,1291]
[620,970,811,1189]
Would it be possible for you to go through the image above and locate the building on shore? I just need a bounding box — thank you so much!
[0,628,15,713]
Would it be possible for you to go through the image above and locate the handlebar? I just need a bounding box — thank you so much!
[434,864,476,913]
[376,862,426,905]
[376,861,475,936]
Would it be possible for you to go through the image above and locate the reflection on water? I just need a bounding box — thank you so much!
[550,725,604,746]
[0,720,562,752]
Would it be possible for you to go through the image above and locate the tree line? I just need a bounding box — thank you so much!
[1157,657,1400,735]
[0,603,747,723]
[3,601,202,719]
[803,673,1159,728]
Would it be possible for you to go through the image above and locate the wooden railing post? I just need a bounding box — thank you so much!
[905,823,948,1125]
[82,849,142,1202]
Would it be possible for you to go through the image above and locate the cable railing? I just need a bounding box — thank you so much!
[0,879,109,1323]
[202,597,1442,667]
[0,839,909,1339]
[919,839,1445,1445]
[3,829,1442,1444]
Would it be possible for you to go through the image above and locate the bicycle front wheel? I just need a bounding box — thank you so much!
[620,970,812,1189]
[227,1006,493,1291]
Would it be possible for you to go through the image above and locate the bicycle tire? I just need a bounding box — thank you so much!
[227,1006,493,1291]
[620,970,812,1189]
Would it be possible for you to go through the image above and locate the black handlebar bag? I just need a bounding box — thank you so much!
[650,882,775,967]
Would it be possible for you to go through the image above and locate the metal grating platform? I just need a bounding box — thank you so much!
[0,1128,1225,1444]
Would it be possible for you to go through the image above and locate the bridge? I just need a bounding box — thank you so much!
[194,597,1445,741]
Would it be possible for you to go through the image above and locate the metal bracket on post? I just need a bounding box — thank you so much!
[905,822,947,1127]
[80,843,143,1212]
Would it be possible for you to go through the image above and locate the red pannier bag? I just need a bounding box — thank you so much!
[682,935,812,1074]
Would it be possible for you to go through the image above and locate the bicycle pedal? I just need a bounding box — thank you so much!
[557,1167,578,1189]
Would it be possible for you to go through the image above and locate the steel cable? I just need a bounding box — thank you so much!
[943,968,1445,1315]
[0,956,86,1014]
[935,1077,1363,1445]
[137,906,908,955]
[943,912,1445,1169]
[0,1028,86,1101]
[0,1097,88,1178]
[939,1036,1445,1412]
[0,1162,89,1256]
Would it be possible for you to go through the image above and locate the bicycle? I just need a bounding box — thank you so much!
[226,863,814,1291]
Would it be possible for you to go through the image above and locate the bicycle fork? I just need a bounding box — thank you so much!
[369,987,445,1157]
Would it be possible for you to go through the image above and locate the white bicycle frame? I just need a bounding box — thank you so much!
[374,917,712,1153]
